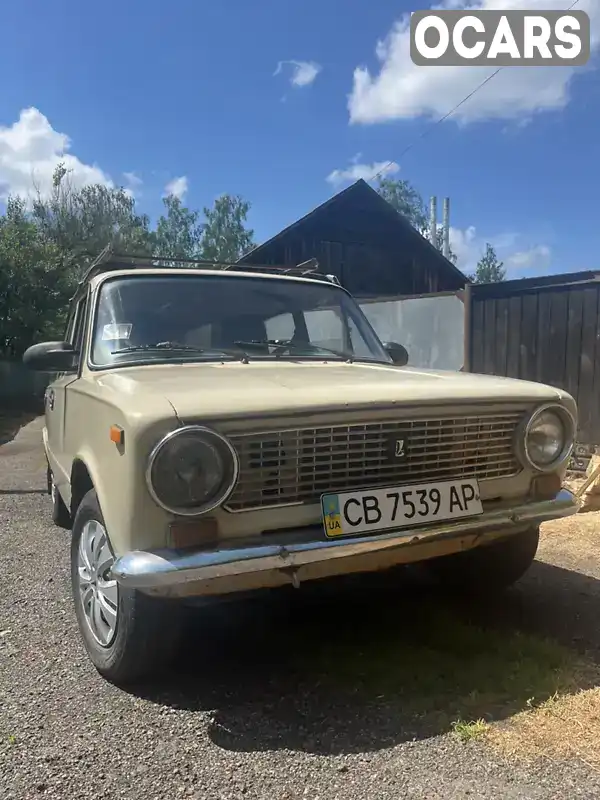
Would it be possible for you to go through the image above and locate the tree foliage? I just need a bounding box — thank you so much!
[376,177,428,233]
[153,194,203,260]
[0,197,74,357]
[375,177,458,265]
[200,194,255,262]
[31,164,154,273]
[0,165,256,356]
[434,226,458,266]
[468,243,506,284]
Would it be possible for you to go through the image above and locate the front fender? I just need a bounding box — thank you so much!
[70,447,114,534]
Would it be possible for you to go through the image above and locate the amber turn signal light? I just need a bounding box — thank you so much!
[109,425,124,445]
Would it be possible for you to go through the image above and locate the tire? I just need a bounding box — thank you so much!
[47,465,71,530]
[424,526,540,595]
[70,488,182,685]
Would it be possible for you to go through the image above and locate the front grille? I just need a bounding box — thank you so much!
[224,411,526,512]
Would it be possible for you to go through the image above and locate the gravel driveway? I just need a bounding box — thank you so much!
[2,417,600,800]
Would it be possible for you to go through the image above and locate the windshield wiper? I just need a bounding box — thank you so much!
[111,341,250,362]
[234,339,353,363]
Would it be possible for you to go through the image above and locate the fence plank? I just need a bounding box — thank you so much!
[483,299,496,374]
[545,291,568,390]
[535,291,552,384]
[471,298,485,372]
[520,292,538,381]
[591,287,600,445]
[506,296,521,378]
[494,298,508,376]
[564,288,584,405]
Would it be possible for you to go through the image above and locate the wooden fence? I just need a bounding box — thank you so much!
[465,271,600,446]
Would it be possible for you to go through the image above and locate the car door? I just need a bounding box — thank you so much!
[45,293,89,494]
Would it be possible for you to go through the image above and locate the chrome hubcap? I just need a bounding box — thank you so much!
[77,520,118,647]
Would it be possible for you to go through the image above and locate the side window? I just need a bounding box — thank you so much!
[265,313,295,341]
[304,308,345,351]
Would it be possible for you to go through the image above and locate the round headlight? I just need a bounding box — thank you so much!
[146,426,239,516]
[524,405,574,471]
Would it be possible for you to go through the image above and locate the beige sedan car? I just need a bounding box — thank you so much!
[24,254,579,684]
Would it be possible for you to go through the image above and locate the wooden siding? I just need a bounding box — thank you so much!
[239,180,466,297]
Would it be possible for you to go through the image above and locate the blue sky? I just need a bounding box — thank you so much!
[1,0,598,278]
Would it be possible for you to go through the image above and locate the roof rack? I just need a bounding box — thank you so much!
[74,246,339,296]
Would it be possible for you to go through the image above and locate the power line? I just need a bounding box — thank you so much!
[372,0,582,182]
[372,68,502,180]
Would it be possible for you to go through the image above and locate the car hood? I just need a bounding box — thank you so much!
[94,360,571,422]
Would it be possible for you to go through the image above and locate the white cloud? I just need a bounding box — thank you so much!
[447,225,480,270]
[0,107,112,203]
[326,154,399,186]
[274,60,322,87]
[349,0,600,125]
[164,175,188,201]
[448,225,552,276]
[506,243,552,273]
[123,171,143,198]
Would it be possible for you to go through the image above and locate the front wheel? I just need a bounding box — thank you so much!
[71,488,182,684]
[424,526,540,595]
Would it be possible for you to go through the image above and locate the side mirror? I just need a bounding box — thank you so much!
[384,341,409,367]
[22,341,79,372]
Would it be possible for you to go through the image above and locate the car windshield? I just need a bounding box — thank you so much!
[90,273,392,368]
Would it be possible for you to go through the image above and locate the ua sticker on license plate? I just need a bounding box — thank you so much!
[321,479,483,539]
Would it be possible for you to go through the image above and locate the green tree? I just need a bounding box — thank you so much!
[31,163,155,273]
[200,194,255,262]
[0,197,75,357]
[434,226,458,265]
[376,176,427,232]
[154,194,203,260]
[469,243,506,284]
[376,177,458,265]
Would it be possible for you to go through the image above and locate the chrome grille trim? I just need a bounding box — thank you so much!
[224,411,526,512]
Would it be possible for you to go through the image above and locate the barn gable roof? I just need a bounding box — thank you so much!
[238,178,468,287]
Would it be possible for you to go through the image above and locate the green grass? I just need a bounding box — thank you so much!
[451,718,488,743]
[295,598,594,736]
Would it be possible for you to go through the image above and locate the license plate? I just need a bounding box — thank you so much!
[321,479,483,539]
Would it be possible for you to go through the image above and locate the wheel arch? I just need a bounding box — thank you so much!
[69,453,111,533]
[70,458,95,519]
[69,450,126,555]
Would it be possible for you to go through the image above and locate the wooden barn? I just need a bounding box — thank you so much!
[237,178,467,297]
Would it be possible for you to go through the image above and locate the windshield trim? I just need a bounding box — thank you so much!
[85,272,392,372]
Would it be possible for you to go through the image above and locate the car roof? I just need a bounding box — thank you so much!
[88,266,337,291]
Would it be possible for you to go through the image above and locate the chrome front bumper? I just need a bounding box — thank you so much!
[110,489,579,598]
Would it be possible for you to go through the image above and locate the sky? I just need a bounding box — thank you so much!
[0,0,598,279]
